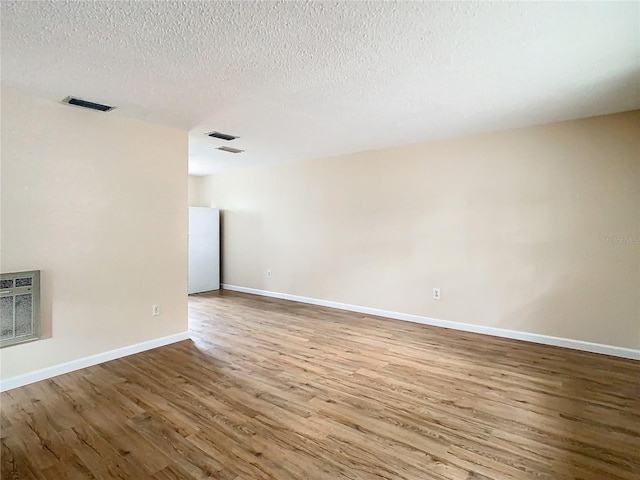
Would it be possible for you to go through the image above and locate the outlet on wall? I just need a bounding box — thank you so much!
[266,269,272,279]
[152,304,161,316]
[433,288,441,300]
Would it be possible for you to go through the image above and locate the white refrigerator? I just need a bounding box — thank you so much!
[188,207,220,294]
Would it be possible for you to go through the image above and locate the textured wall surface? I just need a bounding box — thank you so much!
[201,111,640,349]
[1,1,638,175]
[0,90,189,379]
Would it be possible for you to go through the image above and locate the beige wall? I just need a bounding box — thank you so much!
[188,175,209,207]
[201,111,640,350]
[0,90,188,379]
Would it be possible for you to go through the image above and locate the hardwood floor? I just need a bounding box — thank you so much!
[1,290,639,479]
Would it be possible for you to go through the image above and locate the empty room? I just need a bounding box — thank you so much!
[1,1,638,479]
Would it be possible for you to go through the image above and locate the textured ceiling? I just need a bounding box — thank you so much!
[2,1,639,175]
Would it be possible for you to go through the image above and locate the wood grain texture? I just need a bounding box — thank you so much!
[1,290,639,479]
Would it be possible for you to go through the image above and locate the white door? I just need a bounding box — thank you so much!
[188,207,220,294]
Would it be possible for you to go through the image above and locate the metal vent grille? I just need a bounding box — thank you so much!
[0,271,40,348]
[63,96,115,112]
[217,146,244,154]
[207,131,238,141]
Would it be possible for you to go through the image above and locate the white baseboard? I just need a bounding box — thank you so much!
[0,331,191,392]
[222,284,640,361]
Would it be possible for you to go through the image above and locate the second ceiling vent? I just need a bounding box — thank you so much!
[207,131,238,141]
[217,146,244,154]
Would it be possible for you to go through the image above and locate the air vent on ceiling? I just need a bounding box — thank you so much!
[217,146,244,154]
[207,131,238,141]
[62,96,115,112]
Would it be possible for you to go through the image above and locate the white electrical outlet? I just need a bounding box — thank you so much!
[433,288,441,300]
[152,304,161,316]
[266,269,272,279]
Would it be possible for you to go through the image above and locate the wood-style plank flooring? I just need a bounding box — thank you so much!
[1,290,639,479]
